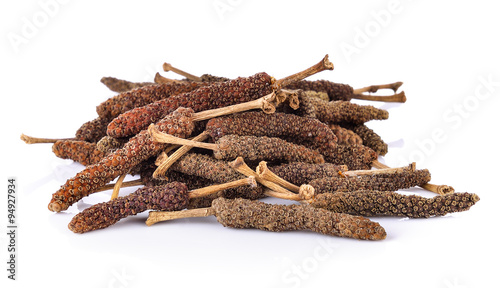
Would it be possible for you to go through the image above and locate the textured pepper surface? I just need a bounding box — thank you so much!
[107,72,273,138]
[52,140,106,166]
[200,74,230,83]
[68,182,189,233]
[349,124,388,156]
[297,95,389,125]
[206,111,337,151]
[214,135,325,164]
[75,117,110,143]
[320,144,378,171]
[97,81,207,120]
[48,107,195,212]
[100,77,155,93]
[313,191,480,218]
[95,136,129,154]
[268,162,348,186]
[309,169,432,194]
[171,153,264,200]
[284,80,354,101]
[212,198,386,240]
[328,124,363,146]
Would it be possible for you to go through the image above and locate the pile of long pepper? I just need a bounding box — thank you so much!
[21,55,479,240]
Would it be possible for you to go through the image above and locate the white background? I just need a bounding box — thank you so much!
[1,1,499,287]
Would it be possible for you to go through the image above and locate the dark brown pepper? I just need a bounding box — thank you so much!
[52,140,106,166]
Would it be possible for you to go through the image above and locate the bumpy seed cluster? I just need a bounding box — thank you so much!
[267,162,348,186]
[297,95,389,125]
[206,111,337,151]
[75,117,110,143]
[170,153,264,200]
[284,80,354,101]
[328,124,363,146]
[214,135,325,164]
[312,191,480,218]
[48,107,195,212]
[52,140,106,166]
[309,169,432,194]
[349,124,388,156]
[68,182,189,233]
[97,81,207,120]
[95,136,129,154]
[212,198,386,240]
[320,144,378,170]
[107,72,274,138]
[100,77,155,93]
[140,167,213,190]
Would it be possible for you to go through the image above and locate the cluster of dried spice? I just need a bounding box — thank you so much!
[21,55,479,240]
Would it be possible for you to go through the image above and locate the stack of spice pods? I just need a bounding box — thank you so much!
[20,55,479,240]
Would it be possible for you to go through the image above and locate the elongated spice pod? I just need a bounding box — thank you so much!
[312,191,480,218]
[297,95,389,124]
[75,117,110,143]
[48,107,195,212]
[100,77,155,93]
[97,81,208,120]
[267,162,348,186]
[214,135,325,164]
[52,140,106,166]
[205,111,337,150]
[321,144,378,171]
[348,124,388,156]
[69,182,189,233]
[212,198,386,240]
[309,169,431,194]
[285,80,354,101]
[328,124,363,146]
[107,73,274,138]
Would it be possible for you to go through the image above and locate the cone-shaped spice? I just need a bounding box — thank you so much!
[348,124,388,156]
[312,191,480,218]
[52,140,106,166]
[328,124,363,146]
[100,77,155,93]
[266,162,348,186]
[75,117,110,143]
[309,168,431,194]
[146,198,386,240]
[205,111,337,151]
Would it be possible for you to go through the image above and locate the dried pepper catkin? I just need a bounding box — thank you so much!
[48,107,195,212]
[170,153,264,200]
[328,124,363,146]
[107,73,274,138]
[297,94,389,125]
[52,140,106,166]
[320,144,378,171]
[95,135,129,154]
[309,169,431,194]
[147,198,386,240]
[214,135,325,164]
[68,182,189,233]
[96,81,208,120]
[75,117,110,143]
[267,162,348,186]
[312,191,480,218]
[100,77,155,93]
[284,80,354,101]
[205,111,337,151]
[348,124,388,156]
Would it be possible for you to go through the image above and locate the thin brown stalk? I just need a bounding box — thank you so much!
[275,55,334,88]
[163,62,202,82]
[110,173,127,200]
[256,161,300,193]
[146,207,214,226]
[352,82,403,94]
[20,134,75,144]
[188,176,256,198]
[350,91,406,103]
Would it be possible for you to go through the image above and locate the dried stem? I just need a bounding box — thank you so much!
[149,125,219,150]
[275,55,334,88]
[163,62,202,82]
[231,157,300,200]
[353,82,403,94]
[371,160,454,195]
[154,72,184,84]
[110,173,127,200]
[153,132,210,178]
[256,161,300,193]
[146,207,214,226]
[20,134,75,144]
[94,179,144,193]
[191,91,276,122]
[188,176,256,198]
[350,91,406,103]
